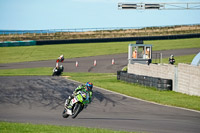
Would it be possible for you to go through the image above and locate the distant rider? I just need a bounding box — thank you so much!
[56,54,64,68]
[65,82,93,115]
[169,55,175,65]
[52,55,64,76]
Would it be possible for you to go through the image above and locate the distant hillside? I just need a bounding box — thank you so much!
[0,24,200,41]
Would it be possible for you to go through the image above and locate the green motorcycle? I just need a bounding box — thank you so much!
[62,91,89,119]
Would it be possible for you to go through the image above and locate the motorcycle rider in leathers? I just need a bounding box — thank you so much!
[56,54,64,69]
[169,55,175,65]
[65,82,93,115]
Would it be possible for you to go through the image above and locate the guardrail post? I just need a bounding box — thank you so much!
[174,66,178,92]
[160,53,163,64]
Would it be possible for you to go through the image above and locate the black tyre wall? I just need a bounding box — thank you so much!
[117,71,172,91]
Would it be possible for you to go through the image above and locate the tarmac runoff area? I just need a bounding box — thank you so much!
[0,48,200,133]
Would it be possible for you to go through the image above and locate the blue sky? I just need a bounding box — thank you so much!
[0,0,200,30]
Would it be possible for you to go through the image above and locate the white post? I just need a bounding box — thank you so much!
[160,53,163,64]
[174,66,178,92]
[128,44,133,64]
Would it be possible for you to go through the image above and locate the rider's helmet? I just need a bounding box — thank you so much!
[59,55,64,62]
[170,55,174,59]
[85,82,93,91]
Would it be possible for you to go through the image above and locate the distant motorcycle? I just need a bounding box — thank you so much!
[52,65,64,76]
[62,91,88,119]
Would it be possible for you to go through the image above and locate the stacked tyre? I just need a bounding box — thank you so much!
[157,78,172,91]
[117,71,172,91]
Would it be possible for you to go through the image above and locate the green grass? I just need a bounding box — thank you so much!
[0,38,200,64]
[153,54,196,65]
[0,122,134,133]
[144,38,200,51]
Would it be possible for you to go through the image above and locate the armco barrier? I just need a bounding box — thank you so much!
[117,71,172,91]
[0,40,36,47]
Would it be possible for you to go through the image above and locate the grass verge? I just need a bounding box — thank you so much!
[153,54,196,65]
[0,122,134,133]
[0,38,200,64]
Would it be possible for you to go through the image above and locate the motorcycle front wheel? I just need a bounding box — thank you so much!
[62,108,69,118]
[71,103,83,119]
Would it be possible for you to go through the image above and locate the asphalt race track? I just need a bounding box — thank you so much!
[0,76,200,133]
[0,48,200,133]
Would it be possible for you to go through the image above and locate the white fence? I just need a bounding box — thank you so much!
[128,63,200,96]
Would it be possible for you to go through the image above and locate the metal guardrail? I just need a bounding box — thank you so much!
[0,40,36,47]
